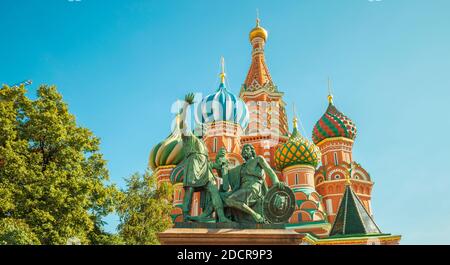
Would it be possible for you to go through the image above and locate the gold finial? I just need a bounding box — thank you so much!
[220,56,226,84]
[249,9,267,42]
[292,103,298,129]
[327,77,334,104]
[345,174,351,186]
[256,8,260,26]
[345,163,353,186]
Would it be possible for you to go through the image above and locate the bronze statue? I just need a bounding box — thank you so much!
[222,144,291,223]
[171,93,231,222]
[172,93,295,225]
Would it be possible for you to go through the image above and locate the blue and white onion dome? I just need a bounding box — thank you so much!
[196,71,249,130]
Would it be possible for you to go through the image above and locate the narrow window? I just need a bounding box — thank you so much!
[213,137,218,153]
[326,199,333,215]
[295,173,299,185]
[333,152,338,166]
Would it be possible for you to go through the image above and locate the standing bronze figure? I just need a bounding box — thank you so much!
[171,93,231,222]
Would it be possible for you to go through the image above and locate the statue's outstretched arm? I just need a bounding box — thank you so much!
[179,93,195,135]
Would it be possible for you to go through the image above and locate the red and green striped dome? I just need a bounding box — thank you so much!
[312,102,357,144]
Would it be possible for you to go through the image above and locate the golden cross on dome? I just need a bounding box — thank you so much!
[292,103,298,129]
[327,77,334,104]
[256,8,260,25]
[220,56,226,84]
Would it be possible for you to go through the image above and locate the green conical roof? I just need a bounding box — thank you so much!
[330,185,381,236]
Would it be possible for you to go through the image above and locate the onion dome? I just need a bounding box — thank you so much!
[148,115,184,170]
[249,18,268,41]
[196,58,249,129]
[274,117,321,170]
[312,94,357,144]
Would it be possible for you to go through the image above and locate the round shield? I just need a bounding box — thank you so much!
[263,184,296,224]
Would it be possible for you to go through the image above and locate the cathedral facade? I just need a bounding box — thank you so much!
[149,19,400,244]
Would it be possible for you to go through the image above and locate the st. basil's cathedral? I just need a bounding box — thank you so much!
[149,19,401,245]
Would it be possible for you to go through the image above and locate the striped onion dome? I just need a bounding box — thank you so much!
[196,78,249,130]
[148,115,184,170]
[312,97,357,144]
[274,118,321,170]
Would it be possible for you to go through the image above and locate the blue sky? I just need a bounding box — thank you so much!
[1,0,450,244]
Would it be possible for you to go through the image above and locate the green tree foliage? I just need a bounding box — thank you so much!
[0,84,121,244]
[117,171,173,245]
[0,218,40,245]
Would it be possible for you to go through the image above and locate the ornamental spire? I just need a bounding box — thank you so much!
[290,102,305,140]
[292,103,298,130]
[220,56,226,84]
[345,170,352,186]
[346,163,354,186]
[256,8,260,26]
[243,16,273,92]
[327,77,334,104]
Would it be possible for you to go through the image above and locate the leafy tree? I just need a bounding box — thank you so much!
[117,171,173,245]
[0,218,40,245]
[87,221,124,245]
[0,84,121,244]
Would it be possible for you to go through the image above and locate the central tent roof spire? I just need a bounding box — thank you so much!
[243,15,274,92]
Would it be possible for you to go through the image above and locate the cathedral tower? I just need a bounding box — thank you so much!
[274,115,329,236]
[313,89,374,224]
[240,18,289,169]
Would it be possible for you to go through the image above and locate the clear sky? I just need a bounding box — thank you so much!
[1,0,450,244]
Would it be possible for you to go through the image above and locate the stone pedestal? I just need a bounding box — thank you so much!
[158,226,313,245]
